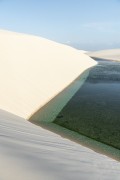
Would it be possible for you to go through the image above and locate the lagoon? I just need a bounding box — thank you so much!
[54,59,120,150]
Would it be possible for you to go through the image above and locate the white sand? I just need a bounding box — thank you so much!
[1,30,120,180]
[88,49,120,61]
[0,30,97,119]
[1,109,120,180]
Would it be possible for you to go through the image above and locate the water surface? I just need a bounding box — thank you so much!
[54,59,120,150]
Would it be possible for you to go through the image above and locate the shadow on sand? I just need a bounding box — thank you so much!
[29,66,120,162]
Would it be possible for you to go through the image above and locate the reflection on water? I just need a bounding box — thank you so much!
[54,59,120,150]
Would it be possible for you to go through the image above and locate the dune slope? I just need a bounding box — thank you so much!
[1,109,120,180]
[0,30,96,119]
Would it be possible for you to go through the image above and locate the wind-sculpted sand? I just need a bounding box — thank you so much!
[1,109,120,180]
[1,30,120,179]
[0,30,96,119]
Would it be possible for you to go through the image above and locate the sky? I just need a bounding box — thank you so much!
[0,0,120,51]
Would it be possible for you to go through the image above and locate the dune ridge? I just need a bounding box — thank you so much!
[88,49,120,61]
[0,29,97,119]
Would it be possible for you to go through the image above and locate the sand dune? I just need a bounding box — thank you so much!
[1,30,120,180]
[0,30,96,119]
[1,109,120,180]
[88,49,120,61]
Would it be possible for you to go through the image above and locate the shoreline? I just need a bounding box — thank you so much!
[29,60,120,162]
[33,121,120,162]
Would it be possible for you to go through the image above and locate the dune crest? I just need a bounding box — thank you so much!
[88,49,120,61]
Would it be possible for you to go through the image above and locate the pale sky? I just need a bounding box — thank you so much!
[0,0,120,50]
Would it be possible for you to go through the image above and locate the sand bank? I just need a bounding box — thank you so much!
[88,49,120,61]
[1,109,120,180]
[0,30,97,119]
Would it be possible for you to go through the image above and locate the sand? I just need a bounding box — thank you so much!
[1,109,120,180]
[1,30,120,179]
[88,49,120,61]
[0,30,96,119]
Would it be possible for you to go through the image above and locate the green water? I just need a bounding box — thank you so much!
[54,59,120,150]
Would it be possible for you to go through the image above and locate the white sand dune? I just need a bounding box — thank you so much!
[1,109,120,180]
[88,49,120,61]
[1,30,120,179]
[0,30,96,119]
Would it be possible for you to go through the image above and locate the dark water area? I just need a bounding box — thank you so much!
[54,58,120,150]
